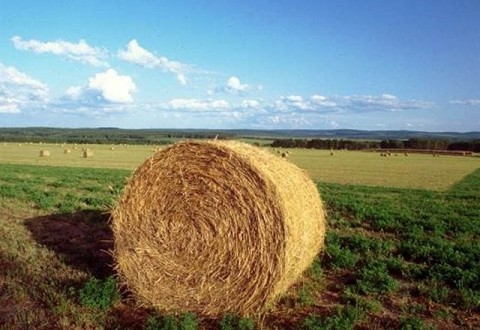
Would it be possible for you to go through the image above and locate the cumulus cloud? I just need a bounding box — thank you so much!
[449,99,480,106]
[118,39,188,85]
[0,63,49,113]
[241,99,261,109]
[65,69,136,104]
[311,95,338,107]
[11,36,108,67]
[215,76,253,95]
[168,98,230,111]
[226,76,248,92]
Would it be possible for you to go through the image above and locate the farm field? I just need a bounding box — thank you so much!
[0,142,479,329]
[1,142,479,191]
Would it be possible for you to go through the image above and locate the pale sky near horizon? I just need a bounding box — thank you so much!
[1,0,479,131]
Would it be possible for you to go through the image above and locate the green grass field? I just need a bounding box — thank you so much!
[1,142,479,191]
[1,142,479,329]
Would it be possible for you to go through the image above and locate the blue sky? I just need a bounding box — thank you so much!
[1,0,479,131]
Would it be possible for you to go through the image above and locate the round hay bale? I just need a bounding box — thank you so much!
[64,149,72,154]
[110,147,115,151]
[112,140,326,316]
[82,149,93,158]
[39,150,50,157]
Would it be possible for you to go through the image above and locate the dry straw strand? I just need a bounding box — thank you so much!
[111,140,326,316]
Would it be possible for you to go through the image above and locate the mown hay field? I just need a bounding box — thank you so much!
[1,142,479,191]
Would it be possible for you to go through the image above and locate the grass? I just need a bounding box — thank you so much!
[0,150,479,328]
[0,163,128,213]
[1,142,479,190]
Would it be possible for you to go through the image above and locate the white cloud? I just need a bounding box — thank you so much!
[227,76,248,92]
[330,120,340,128]
[311,94,337,107]
[117,39,188,85]
[285,95,309,109]
[275,95,331,111]
[272,93,433,113]
[65,69,136,104]
[88,69,136,103]
[285,95,303,102]
[0,63,49,113]
[11,36,108,67]
[214,76,252,95]
[340,94,433,112]
[241,99,261,109]
[449,99,480,106]
[177,74,187,86]
[262,113,313,127]
[168,98,230,111]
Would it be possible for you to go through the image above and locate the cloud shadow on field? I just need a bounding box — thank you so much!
[24,210,114,279]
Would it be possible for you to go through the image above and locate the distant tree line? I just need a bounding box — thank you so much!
[0,128,233,145]
[271,138,380,150]
[271,138,480,152]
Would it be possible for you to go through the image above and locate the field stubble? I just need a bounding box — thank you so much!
[1,142,479,191]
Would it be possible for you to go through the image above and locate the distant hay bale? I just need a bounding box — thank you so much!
[39,150,50,157]
[404,152,409,157]
[112,140,326,316]
[330,151,334,156]
[82,149,93,158]
[110,147,115,151]
[64,149,72,154]
[281,152,288,158]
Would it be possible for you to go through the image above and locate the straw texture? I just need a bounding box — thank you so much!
[111,141,325,316]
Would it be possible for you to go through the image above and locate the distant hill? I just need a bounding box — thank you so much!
[0,127,479,144]
[229,129,480,140]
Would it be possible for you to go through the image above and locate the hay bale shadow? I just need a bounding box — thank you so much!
[25,210,114,279]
